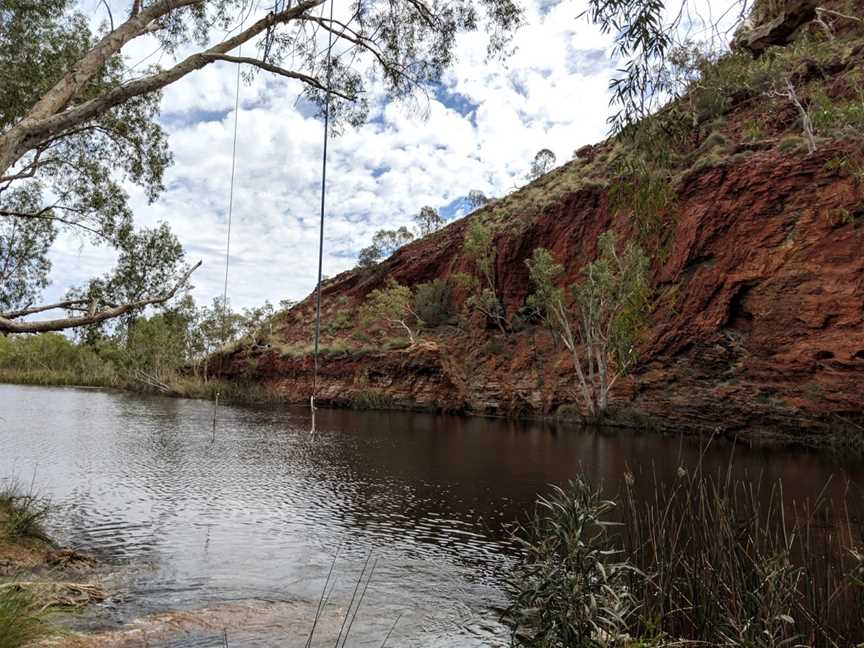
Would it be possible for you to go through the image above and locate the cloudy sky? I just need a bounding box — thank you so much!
[42,0,731,311]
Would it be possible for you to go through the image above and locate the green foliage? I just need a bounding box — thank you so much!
[414,278,452,328]
[357,226,415,268]
[0,586,52,648]
[63,222,189,335]
[0,195,56,312]
[608,115,684,246]
[350,390,393,410]
[0,482,50,545]
[527,149,557,181]
[809,90,864,135]
[325,309,354,334]
[0,294,277,390]
[777,135,807,153]
[505,479,634,647]
[0,0,179,324]
[0,332,118,386]
[576,233,650,372]
[508,469,864,647]
[698,131,728,153]
[462,220,507,332]
[526,233,650,414]
[413,206,444,237]
[362,279,417,343]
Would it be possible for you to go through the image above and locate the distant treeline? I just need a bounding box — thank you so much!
[0,295,287,400]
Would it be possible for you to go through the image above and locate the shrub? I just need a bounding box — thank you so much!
[325,310,353,333]
[690,153,726,172]
[351,331,372,343]
[810,91,864,136]
[350,390,393,410]
[414,279,452,328]
[362,280,418,344]
[698,130,728,153]
[508,468,864,647]
[505,479,635,647]
[0,483,50,545]
[778,135,807,153]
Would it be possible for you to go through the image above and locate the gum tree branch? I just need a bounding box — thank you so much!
[0,261,202,334]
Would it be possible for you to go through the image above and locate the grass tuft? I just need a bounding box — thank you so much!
[0,587,53,648]
[350,390,393,411]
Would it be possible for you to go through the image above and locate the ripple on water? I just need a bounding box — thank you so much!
[3,384,864,647]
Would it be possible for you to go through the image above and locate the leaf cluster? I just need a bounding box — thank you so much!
[506,479,635,648]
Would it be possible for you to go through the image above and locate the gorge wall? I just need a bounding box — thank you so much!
[218,11,864,440]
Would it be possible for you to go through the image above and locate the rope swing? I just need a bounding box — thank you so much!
[210,1,335,436]
[211,36,244,440]
[311,0,336,416]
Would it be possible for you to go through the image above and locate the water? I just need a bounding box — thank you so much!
[1,383,863,646]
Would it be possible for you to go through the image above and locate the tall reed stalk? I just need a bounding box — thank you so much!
[506,458,864,647]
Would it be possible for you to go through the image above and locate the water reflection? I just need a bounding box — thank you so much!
[1,384,862,647]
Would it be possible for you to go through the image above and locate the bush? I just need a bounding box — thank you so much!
[507,468,864,647]
[778,135,807,153]
[414,279,452,328]
[505,479,635,647]
[350,390,393,410]
[0,482,50,545]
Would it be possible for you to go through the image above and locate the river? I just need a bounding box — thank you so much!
[2,383,863,647]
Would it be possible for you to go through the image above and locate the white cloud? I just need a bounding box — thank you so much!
[45,0,623,311]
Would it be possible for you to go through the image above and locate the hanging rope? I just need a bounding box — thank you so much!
[311,0,335,414]
[211,38,243,439]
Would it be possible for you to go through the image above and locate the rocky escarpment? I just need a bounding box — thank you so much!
[218,8,864,440]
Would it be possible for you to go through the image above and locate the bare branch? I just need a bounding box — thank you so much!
[201,54,357,101]
[816,7,863,24]
[2,299,92,320]
[0,261,202,334]
[0,207,111,240]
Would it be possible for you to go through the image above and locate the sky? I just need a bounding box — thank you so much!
[39,0,708,312]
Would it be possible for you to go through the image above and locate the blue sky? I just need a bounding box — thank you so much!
[43,1,628,310]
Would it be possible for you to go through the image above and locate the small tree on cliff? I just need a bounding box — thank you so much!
[357,226,415,268]
[414,206,444,237]
[362,279,418,345]
[459,219,507,334]
[527,149,557,181]
[526,232,650,415]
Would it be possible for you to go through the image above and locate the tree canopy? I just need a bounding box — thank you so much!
[0,0,523,333]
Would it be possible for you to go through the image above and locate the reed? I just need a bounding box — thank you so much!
[0,587,52,648]
[0,481,50,546]
[506,458,864,647]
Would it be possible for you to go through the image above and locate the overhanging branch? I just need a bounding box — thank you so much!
[0,260,202,334]
[201,54,357,101]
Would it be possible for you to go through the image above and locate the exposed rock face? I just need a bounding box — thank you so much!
[732,0,819,55]
[219,140,864,438]
[219,22,864,440]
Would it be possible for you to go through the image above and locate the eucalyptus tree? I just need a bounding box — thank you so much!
[413,206,443,237]
[526,148,556,181]
[0,0,522,333]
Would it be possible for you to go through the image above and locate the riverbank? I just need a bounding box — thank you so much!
[0,482,104,647]
[4,364,864,452]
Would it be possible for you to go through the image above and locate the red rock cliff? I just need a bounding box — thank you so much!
[220,13,864,440]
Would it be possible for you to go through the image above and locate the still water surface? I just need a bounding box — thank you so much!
[2,384,863,646]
